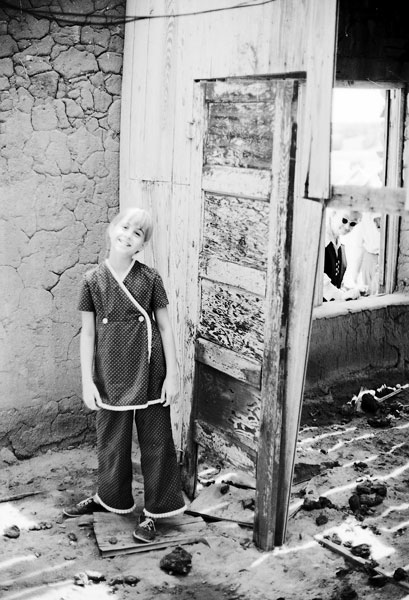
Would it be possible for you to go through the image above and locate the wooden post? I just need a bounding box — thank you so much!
[254,80,298,549]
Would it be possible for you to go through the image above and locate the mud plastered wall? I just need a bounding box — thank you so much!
[0,1,124,457]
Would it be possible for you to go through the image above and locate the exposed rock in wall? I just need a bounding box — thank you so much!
[0,0,125,456]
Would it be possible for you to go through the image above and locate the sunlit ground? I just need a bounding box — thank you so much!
[2,580,113,600]
[0,504,37,535]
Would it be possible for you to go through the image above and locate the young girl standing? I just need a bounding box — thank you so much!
[63,208,186,542]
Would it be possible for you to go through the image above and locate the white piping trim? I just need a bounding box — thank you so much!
[96,398,163,411]
[95,493,136,514]
[143,504,187,519]
[105,259,152,362]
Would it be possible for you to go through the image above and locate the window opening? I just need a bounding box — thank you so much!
[319,85,401,305]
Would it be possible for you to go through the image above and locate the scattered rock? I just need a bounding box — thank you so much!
[331,583,357,600]
[0,447,18,465]
[316,513,328,526]
[74,572,89,587]
[86,570,106,582]
[361,393,379,414]
[160,546,192,575]
[219,483,230,495]
[108,574,140,586]
[353,461,368,471]
[29,522,53,531]
[368,574,387,587]
[350,543,371,559]
[302,496,335,512]
[348,494,361,512]
[359,494,383,507]
[367,416,392,428]
[242,498,255,510]
[108,536,118,544]
[393,567,407,581]
[67,532,78,542]
[4,525,20,539]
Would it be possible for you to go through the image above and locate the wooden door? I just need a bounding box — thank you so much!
[187,77,299,487]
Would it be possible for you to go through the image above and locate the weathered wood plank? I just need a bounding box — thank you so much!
[302,0,337,199]
[181,82,207,496]
[199,279,264,362]
[205,79,278,103]
[205,102,274,169]
[255,79,297,550]
[382,89,405,293]
[328,185,406,214]
[274,197,324,543]
[202,165,271,200]
[194,420,256,473]
[199,256,266,297]
[195,337,261,388]
[201,193,269,271]
[196,364,260,447]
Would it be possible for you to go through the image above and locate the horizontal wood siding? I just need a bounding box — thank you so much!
[199,279,264,363]
[195,338,261,388]
[202,166,271,200]
[196,363,260,451]
[202,193,269,270]
[199,256,266,297]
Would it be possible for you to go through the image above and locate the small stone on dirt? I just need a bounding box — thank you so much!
[0,448,18,465]
[108,536,118,544]
[368,574,387,587]
[4,525,20,538]
[219,483,230,494]
[393,567,407,581]
[123,575,140,585]
[68,532,78,542]
[86,570,106,582]
[316,513,328,526]
[74,572,89,586]
[160,546,192,575]
[350,543,371,558]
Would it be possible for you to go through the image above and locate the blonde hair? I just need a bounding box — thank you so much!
[108,208,153,243]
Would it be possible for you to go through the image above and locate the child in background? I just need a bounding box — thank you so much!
[63,208,186,543]
[323,209,362,302]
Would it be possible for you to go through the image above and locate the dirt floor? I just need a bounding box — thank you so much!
[1,381,409,600]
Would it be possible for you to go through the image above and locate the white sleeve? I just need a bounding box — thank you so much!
[323,273,345,301]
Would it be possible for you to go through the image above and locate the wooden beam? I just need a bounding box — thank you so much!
[274,197,324,543]
[199,257,266,297]
[254,80,297,550]
[195,338,261,388]
[202,166,271,200]
[301,0,337,199]
[328,185,406,214]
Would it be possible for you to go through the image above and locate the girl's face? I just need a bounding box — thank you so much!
[330,211,360,237]
[109,218,145,257]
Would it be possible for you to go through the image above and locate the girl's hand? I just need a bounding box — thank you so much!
[161,374,179,407]
[82,381,101,411]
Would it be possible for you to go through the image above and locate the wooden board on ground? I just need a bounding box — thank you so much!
[189,483,254,527]
[93,512,209,557]
[0,487,45,503]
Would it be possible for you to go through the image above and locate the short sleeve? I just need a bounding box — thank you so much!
[78,277,95,312]
[152,272,169,309]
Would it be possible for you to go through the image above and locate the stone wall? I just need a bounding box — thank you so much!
[0,1,124,457]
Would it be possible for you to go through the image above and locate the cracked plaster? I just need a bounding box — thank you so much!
[0,0,124,456]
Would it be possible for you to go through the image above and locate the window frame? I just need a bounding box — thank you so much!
[314,81,406,308]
